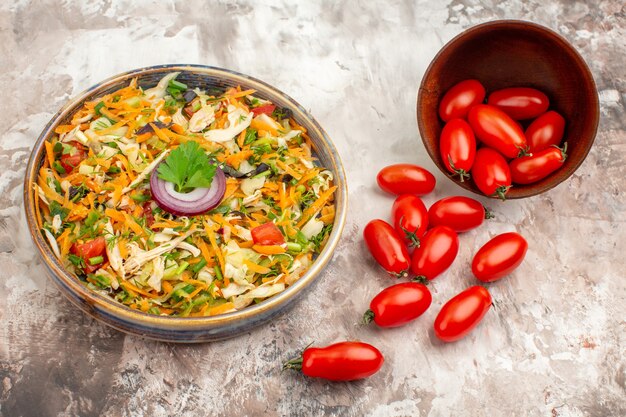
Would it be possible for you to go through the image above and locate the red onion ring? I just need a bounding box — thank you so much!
[150,164,226,216]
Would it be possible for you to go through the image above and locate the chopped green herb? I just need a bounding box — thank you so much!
[157,141,217,193]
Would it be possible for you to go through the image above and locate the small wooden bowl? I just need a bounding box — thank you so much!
[417,20,599,199]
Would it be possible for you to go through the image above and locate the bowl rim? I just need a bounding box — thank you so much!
[23,64,348,333]
[416,19,600,199]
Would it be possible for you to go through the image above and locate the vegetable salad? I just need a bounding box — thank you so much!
[34,72,336,317]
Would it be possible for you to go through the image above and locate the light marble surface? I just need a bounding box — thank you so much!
[1,1,625,416]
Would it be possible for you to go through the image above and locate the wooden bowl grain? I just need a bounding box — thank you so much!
[417,20,599,199]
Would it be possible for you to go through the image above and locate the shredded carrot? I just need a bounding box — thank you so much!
[238,240,255,248]
[225,89,256,99]
[124,213,146,237]
[120,281,158,299]
[205,223,225,278]
[118,239,128,259]
[136,132,152,143]
[297,186,338,227]
[276,160,302,180]
[54,124,75,134]
[150,124,171,143]
[105,208,126,224]
[207,302,235,316]
[243,259,272,274]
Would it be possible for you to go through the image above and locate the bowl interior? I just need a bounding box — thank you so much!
[418,21,599,198]
[24,65,347,341]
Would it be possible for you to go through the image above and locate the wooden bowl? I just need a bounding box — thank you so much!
[417,20,599,199]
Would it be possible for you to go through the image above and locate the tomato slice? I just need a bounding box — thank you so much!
[59,142,88,174]
[71,236,107,273]
[251,222,285,246]
[251,104,276,116]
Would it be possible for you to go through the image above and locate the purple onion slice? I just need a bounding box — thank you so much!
[150,165,226,216]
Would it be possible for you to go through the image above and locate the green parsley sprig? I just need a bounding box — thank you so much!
[157,141,216,193]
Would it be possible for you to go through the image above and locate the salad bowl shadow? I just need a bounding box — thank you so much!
[24,64,347,342]
[417,20,599,199]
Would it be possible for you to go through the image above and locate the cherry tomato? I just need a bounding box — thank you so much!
[251,222,285,245]
[467,104,528,158]
[434,286,492,342]
[525,111,566,152]
[59,141,88,173]
[363,220,411,278]
[472,232,528,282]
[284,342,384,381]
[391,194,428,247]
[439,119,476,181]
[251,104,276,116]
[428,196,491,232]
[509,144,567,185]
[487,87,550,120]
[377,164,436,196]
[410,226,459,281]
[438,79,486,122]
[471,148,512,200]
[71,236,107,273]
[363,282,432,328]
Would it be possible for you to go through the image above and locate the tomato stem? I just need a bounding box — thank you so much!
[362,309,375,325]
[411,275,429,285]
[282,356,303,372]
[484,206,495,219]
[448,155,470,182]
[400,221,421,248]
[492,185,511,201]
[552,141,568,162]
[394,270,410,279]
[517,146,531,157]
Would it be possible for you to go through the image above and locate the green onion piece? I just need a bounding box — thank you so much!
[85,210,99,227]
[168,79,188,90]
[175,261,189,275]
[286,242,302,253]
[53,141,63,154]
[252,169,272,179]
[92,274,111,288]
[130,193,151,202]
[213,265,223,281]
[52,161,66,174]
[89,256,104,265]
[192,100,202,112]
[192,258,208,273]
[94,101,105,115]
[296,185,306,193]
[107,166,121,174]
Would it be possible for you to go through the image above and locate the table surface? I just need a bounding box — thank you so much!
[1,1,624,416]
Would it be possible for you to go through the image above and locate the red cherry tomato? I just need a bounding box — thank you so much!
[71,236,107,273]
[410,226,459,281]
[468,104,528,158]
[525,111,566,152]
[472,232,528,282]
[391,194,428,247]
[434,286,492,342]
[363,220,411,278]
[251,222,285,245]
[59,141,88,173]
[487,87,550,120]
[509,144,567,185]
[377,164,436,196]
[251,104,276,116]
[284,342,384,381]
[428,196,490,232]
[471,148,512,200]
[439,119,476,181]
[438,79,486,122]
[364,282,432,328]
